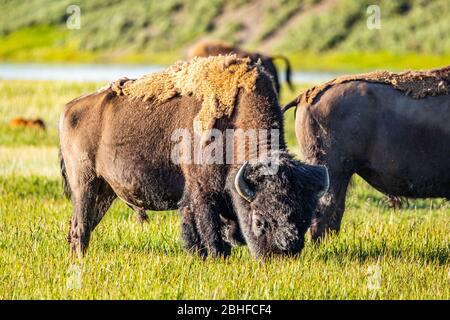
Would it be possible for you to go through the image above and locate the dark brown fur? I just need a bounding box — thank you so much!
[59,63,328,259]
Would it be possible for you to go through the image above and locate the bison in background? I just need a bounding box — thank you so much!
[9,117,46,130]
[187,39,293,96]
[59,56,328,259]
[283,66,450,241]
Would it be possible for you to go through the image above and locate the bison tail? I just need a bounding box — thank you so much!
[59,147,72,200]
[281,92,304,113]
[272,55,294,91]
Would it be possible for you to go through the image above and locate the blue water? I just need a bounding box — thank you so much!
[0,63,341,83]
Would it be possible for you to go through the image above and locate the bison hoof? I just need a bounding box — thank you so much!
[184,243,231,259]
[207,242,231,258]
[69,237,89,259]
[310,225,339,243]
[136,212,149,223]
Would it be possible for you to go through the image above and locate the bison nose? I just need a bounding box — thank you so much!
[252,215,268,237]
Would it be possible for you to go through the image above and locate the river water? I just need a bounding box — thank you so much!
[0,63,342,83]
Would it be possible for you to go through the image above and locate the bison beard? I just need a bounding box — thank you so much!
[59,56,328,259]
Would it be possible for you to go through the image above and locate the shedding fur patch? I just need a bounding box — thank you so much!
[116,55,260,133]
[301,65,450,105]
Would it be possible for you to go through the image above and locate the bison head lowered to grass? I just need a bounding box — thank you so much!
[59,55,328,259]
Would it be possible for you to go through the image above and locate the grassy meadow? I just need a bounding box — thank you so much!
[0,80,449,299]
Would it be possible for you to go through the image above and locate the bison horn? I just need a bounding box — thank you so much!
[234,161,256,202]
[317,166,330,198]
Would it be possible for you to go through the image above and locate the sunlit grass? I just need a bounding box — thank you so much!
[0,146,59,177]
[0,174,448,299]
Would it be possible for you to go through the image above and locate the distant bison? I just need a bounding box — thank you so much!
[59,56,329,259]
[187,40,293,96]
[9,117,46,130]
[283,66,450,241]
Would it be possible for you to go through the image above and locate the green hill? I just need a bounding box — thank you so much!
[0,0,449,70]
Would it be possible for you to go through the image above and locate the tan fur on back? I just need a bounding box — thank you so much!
[118,55,259,133]
[302,65,450,105]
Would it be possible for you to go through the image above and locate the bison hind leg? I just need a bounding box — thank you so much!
[68,177,116,258]
[68,178,99,258]
[91,180,117,230]
[137,211,149,223]
[385,195,407,210]
[125,204,149,223]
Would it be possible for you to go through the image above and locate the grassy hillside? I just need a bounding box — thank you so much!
[0,0,449,69]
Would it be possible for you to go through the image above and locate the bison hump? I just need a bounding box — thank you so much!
[303,65,450,105]
[110,55,262,134]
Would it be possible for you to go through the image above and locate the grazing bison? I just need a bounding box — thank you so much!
[283,66,450,241]
[187,40,293,96]
[59,56,329,258]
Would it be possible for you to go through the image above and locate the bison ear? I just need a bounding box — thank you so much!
[295,164,329,197]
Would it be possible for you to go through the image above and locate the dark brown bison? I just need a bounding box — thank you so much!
[283,67,450,241]
[59,56,329,259]
[187,40,293,96]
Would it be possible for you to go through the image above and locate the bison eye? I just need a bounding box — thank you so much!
[252,214,267,237]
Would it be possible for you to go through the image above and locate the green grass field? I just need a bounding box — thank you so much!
[0,80,448,299]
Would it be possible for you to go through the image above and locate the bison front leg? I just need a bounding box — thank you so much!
[180,193,231,258]
[195,200,231,258]
[180,205,206,256]
[310,170,352,242]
